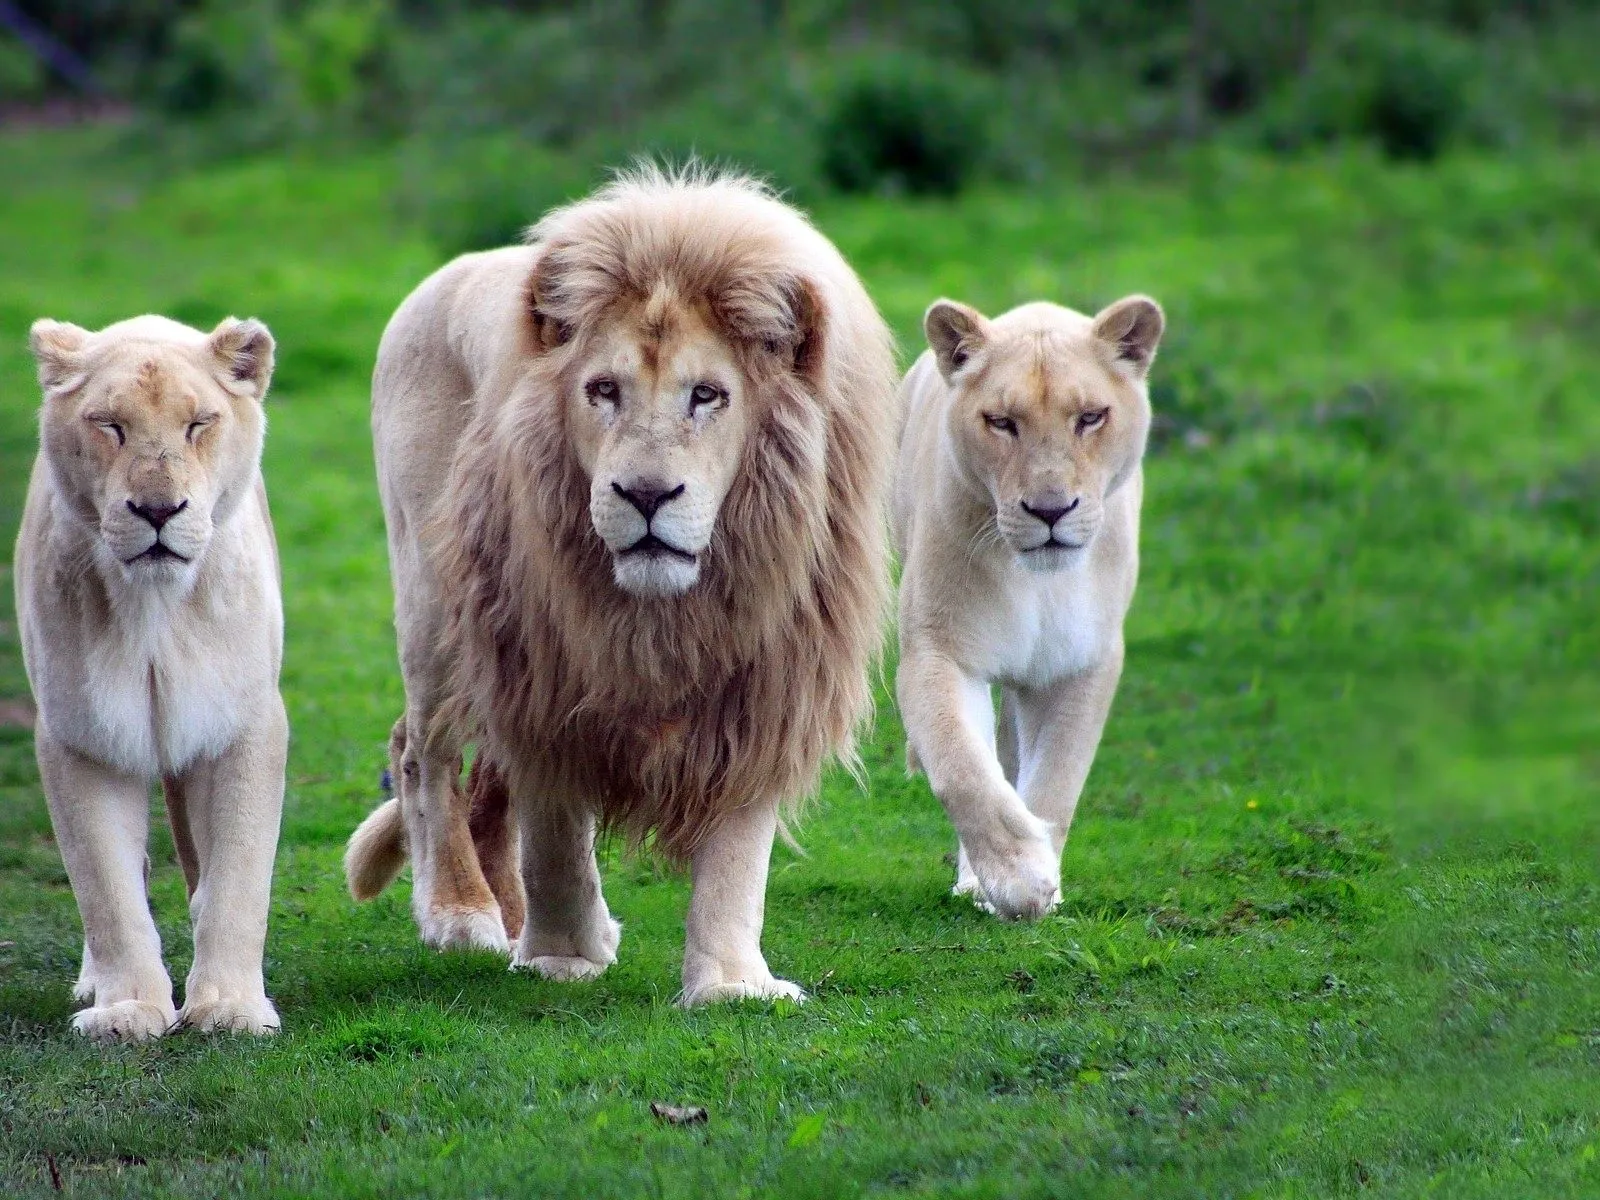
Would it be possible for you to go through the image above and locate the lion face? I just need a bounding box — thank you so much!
[925,296,1162,573]
[564,297,755,598]
[31,316,275,587]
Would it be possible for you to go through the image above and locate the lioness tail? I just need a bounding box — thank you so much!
[345,798,407,901]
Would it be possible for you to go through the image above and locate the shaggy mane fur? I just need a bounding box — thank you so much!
[433,166,897,857]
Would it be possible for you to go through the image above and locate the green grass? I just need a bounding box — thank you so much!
[0,131,1597,1198]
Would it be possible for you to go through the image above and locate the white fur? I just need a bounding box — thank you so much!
[893,297,1161,920]
[17,314,288,1042]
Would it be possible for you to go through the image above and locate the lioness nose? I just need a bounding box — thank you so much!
[127,499,187,531]
[613,480,684,520]
[1021,497,1079,528]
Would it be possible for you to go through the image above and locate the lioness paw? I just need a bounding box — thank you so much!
[418,906,511,956]
[678,975,806,1008]
[967,831,1061,921]
[952,876,997,914]
[72,999,176,1044]
[179,994,281,1036]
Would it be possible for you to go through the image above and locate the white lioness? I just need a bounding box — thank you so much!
[893,295,1163,919]
[16,315,287,1041]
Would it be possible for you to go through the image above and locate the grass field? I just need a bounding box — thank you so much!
[0,130,1596,1198]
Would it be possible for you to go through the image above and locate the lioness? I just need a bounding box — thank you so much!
[345,168,896,1004]
[892,296,1163,919]
[17,315,287,1041]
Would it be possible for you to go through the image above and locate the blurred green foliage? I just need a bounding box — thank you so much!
[5,1,1599,219]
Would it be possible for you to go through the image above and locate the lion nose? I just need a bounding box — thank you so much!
[1020,497,1079,529]
[127,498,187,531]
[612,480,684,520]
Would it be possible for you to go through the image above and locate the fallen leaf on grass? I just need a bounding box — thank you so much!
[650,1102,707,1126]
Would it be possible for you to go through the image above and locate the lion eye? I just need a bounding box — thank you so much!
[689,383,725,412]
[983,413,1018,436]
[1076,409,1108,434]
[94,421,125,447]
[586,378,619,403]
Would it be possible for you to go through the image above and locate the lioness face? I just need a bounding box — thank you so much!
[926,296,1163,573]
[566,300,753,598]
[31,317,275,586]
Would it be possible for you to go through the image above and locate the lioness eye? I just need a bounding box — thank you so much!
[95,421,125,447]
[586,378,618,403]
[186,419,212,442]
[1076,409,1108,434]
[689,383,725,412]
[983,413,1018,436]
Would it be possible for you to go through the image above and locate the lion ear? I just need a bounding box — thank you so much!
[30,319,91,397]
[526,254,573,353]
[208,317,276,399]
[924,300,987,384]
[1092,295,1164,379]
[779,274,826,382]
[718,272,827,382]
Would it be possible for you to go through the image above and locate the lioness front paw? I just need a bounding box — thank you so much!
[965,828,1061,921]
[418,905,511,955]
[679,974,806,1008]
[180,994,281,1035]
[72,999,176,1043]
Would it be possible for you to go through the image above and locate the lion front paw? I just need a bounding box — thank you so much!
[679,970,806,1008]
[418,905,511,955]
[179,994,281,1035]
[514,954,609,981]
[512,914,620,981]
[72,999,176,1043]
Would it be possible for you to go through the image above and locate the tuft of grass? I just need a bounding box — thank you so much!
[0,131,1596,1198]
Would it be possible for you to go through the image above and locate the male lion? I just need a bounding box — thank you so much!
[16,315,287,1041]
[344,168,896,1004]
[893,296,1164,919]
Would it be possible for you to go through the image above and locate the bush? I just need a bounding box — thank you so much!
[818,52,992,196]
[0,36,45,103]
[397,133,591,256]
[1261,19,1480,161]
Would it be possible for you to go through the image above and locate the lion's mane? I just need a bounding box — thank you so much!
[433,168,897,857]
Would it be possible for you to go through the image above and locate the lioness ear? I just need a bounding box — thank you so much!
[924,300,988,384]
[1092,295,1164,379]
[208,317,276,399]
[29,319,91,397]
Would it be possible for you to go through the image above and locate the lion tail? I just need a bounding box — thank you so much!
[345,798,407,901]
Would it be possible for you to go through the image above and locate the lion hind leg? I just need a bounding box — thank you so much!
[467,755,525,941]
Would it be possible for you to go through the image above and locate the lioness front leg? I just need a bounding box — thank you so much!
[511,793,620,981]
[35,730,176,1043]
[680,798,803,1006]
[1009,647,1124,858]
[173,700,287,1035]
[898,649,1059,920]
